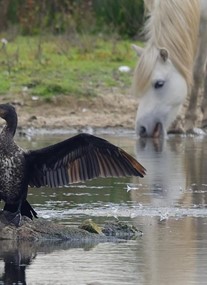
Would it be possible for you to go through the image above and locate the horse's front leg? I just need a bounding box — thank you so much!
[185,54,203,131]
[199,19,207,130]
[185,73,201,132]
[185,19,207,132]
[201,63,207,129]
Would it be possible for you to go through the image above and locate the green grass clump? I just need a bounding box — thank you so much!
[0,35,140,100]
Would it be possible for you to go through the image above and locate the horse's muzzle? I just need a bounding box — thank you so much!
[139,122,163,138]
[152,122,163,138]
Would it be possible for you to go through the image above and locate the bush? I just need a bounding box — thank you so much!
[1,0,144,38]
[92,0,144,38]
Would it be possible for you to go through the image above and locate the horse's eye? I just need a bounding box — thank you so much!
[154,80,165,89]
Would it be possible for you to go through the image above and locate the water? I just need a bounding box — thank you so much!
[1,133,207,284]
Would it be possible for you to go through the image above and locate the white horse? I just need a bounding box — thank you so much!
[133,0,207,137]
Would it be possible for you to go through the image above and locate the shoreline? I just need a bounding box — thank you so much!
[1,91,138,133]
[16,126,136,138]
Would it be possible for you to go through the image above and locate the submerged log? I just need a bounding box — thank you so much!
[0,212,142,241]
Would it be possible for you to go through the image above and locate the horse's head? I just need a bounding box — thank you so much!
[133,46,188,138]
[132,0,199,138]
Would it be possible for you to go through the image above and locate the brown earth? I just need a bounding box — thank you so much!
[1,88,138,132]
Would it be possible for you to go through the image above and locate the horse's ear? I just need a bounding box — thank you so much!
[159,48,169,62]
[131,44,143,56]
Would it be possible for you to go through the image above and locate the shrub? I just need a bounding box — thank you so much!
[2,0,144,38]
[93,0,144,38]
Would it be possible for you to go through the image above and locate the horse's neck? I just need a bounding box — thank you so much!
[200,0,207,20]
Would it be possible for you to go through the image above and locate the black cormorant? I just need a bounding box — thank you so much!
[0,103,146,226]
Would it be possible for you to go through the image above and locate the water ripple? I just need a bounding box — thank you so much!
[36,205,207,221]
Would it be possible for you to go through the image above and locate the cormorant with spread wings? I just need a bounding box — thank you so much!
[0,103,146,226]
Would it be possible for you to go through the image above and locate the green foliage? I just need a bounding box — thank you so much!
[1,0,144,38]
[5,0,96,36]
[0,35,139,100]
[93,0,144,37]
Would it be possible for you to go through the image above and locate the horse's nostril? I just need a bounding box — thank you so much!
[139,126,147,137]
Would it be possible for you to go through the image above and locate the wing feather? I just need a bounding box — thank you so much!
[53,169,58,187]
[96,151,107,177]
[26,133,146,188]
[57,168,64,186]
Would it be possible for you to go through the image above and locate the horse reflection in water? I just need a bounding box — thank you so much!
[131,137,186,208]
[133,0,207,137]
[131,137,207,284]
[132,137,207,210]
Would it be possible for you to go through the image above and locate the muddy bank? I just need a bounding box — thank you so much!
[1,88,203,135]
[1,91,138,131]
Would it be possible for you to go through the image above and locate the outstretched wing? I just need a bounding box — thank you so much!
[26,133,146,188]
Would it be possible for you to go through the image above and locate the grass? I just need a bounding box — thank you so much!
[0,34,140,100]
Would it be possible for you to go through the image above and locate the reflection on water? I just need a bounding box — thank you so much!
[133,136,207,285]
[1,134,207,284]
[134,136,207,209]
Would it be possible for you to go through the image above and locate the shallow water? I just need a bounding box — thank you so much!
[1,133,207,284]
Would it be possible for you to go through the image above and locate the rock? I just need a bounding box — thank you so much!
[0,212,141,241]
[102,220,142,239]
[79,219,104,235]
[0,216,100,242]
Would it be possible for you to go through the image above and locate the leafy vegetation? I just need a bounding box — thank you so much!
[2,0,144,37]
[0,35,141,100]
[93,0,144,37]
[0,1,144,100]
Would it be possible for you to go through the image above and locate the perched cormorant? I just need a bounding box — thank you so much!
[0,103,146,226]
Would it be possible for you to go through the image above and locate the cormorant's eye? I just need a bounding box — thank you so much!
[154,80,165,89]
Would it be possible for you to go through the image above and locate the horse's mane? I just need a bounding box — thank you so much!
[144,0,154,12]
[134,0,200,93]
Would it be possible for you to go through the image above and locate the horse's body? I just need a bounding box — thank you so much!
[133,0,207,137]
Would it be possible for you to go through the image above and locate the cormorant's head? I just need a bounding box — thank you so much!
[0,103,16,121]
